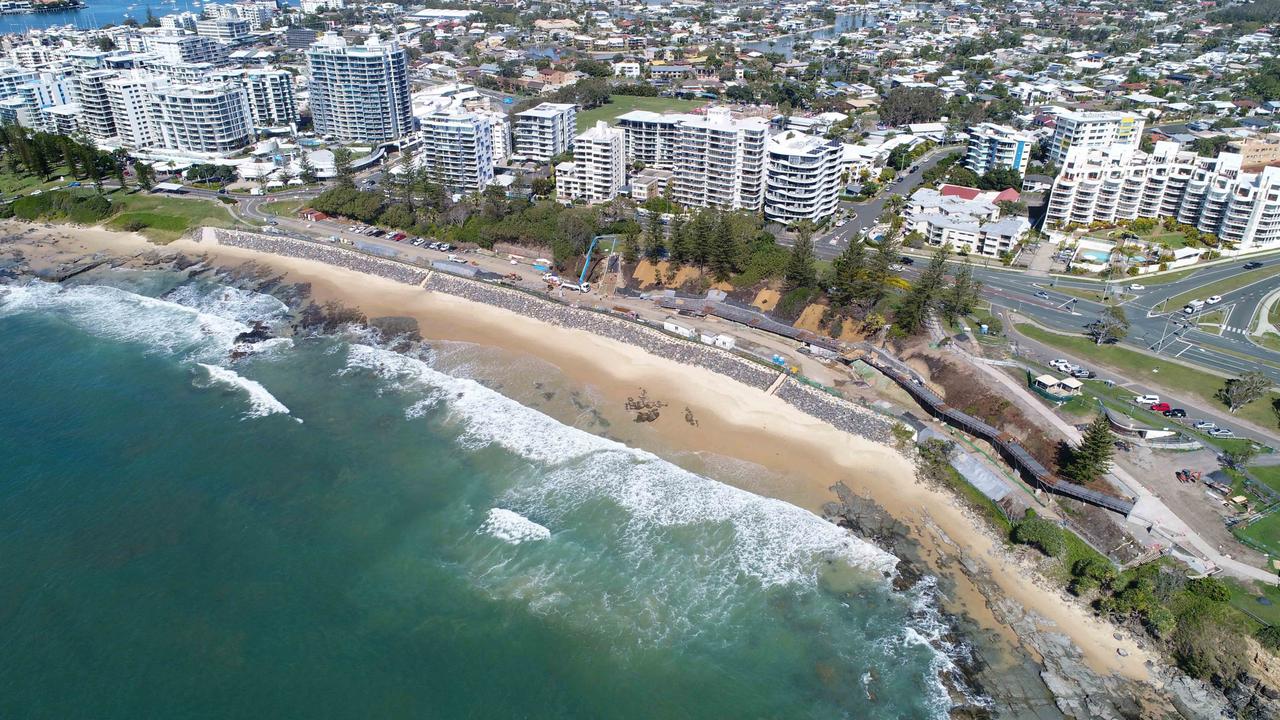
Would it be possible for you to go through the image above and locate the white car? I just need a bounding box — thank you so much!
[1049,359,1072,371]
[1134,394,1160,405]
[1205,295,1222,305]
[1128,283,1145,291]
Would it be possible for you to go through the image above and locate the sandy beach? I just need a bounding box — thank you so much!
[3,221,1158,687]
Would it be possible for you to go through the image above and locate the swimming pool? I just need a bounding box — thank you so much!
[1078,249,1112,263]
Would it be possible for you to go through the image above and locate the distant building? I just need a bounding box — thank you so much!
[965,122,1034,175]
[146,34,224,65]
[764,131,843,224]
[513,102,577,161]
[1227,134,1280,170]
[1047,109,1144,166]
[307,33,412,143]
[556,120,624,204]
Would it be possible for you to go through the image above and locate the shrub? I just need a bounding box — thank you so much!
[1186,577,1230,602]
[1011,513,1066,557]
[1258,625,1280,652]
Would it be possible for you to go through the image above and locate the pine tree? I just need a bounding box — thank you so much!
[1064,414,1115,483]
[940,261,980,321]
[621,232,639,264]
[830,238,867,307]
[866,228,902,310]
[784,222,817,290]
[894,243,950,333]
[707,216,739,281]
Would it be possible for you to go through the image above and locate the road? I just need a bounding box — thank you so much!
[785,144,964,260]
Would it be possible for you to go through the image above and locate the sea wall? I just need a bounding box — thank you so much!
[209,229,898,445]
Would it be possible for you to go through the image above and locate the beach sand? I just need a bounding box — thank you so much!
[6,222,1156,683]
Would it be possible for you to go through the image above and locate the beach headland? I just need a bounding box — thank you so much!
[2,221,1214,717]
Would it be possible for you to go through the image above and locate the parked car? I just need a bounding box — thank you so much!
[1049,359,1072,371]
[1134,394,1161,405]
[1162,408,1187,418]
[1208,428,1234,437]
[1070,367,1095,379]
[1128,283,1145,291]
[1193,420,1217,430]
[1205,295,1223,305]
[1150,402,1172,413]
[1243,261,1264,270]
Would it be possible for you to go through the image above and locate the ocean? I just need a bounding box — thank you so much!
[0,0,298,34]
[0,269,972,718]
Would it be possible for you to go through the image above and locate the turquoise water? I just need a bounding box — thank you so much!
[0,273,963,718]
[1078,249,1112,264]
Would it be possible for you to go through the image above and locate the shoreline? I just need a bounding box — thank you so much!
[2,222,1175,713]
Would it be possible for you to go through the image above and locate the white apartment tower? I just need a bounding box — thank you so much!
[146,34,224,65]
[73,69,118,142]
[513,102,576,161]
[556,120,625,204]
[307,33,412,144]
[764,131,844,224]
[615,110,695,169]
[1047,110,1144,166]
[417,109,495,193]
[1047,141,1280,252]
[212,68,297,128]
[672,107,769,211]
[965,122,1034,175]
[105,74,160,148]
[150,82,254,155]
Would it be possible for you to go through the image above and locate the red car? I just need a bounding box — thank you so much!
[1150,402,1171,413]
[390,232,407,242]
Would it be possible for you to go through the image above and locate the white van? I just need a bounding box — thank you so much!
[1134,394,1160,405]
[559,282,583,292]
[1182,299,1205,314]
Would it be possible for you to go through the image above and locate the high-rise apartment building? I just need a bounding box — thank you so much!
[212,68,297,128]
[555,120,624,204]
[1047,141,1280,251]
[73,69,118,141]
[1047,110,1144,166]
[671,107,769,211]
[146,34,224,65]
[105,74,160,148]
[150,82,254,155]
[513,102,576,161]
[764,131,843,224]
[965,122,1034,175]
[307,33,412,143]
[416,109,494,192]
[615,110,696,169]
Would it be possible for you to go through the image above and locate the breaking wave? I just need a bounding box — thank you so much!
[479,508,551,544]
[197,363,295,420]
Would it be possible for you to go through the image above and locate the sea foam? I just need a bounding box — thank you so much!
[344,343,899,587]
[0,280,250,360]
[479,508,551,544]
[198,363,294,420]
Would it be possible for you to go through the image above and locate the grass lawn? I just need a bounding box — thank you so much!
[1247,465,1280,496]
[575,96,708,131]
[0,166,76,196]
[1015,322,1280,432]
[1166,266,1278,309]
[1234,512,1280,563]
[261,199,304,217]
[105,192,239,243]
[1227,580,1280,628]
[1131,267,1200,286]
